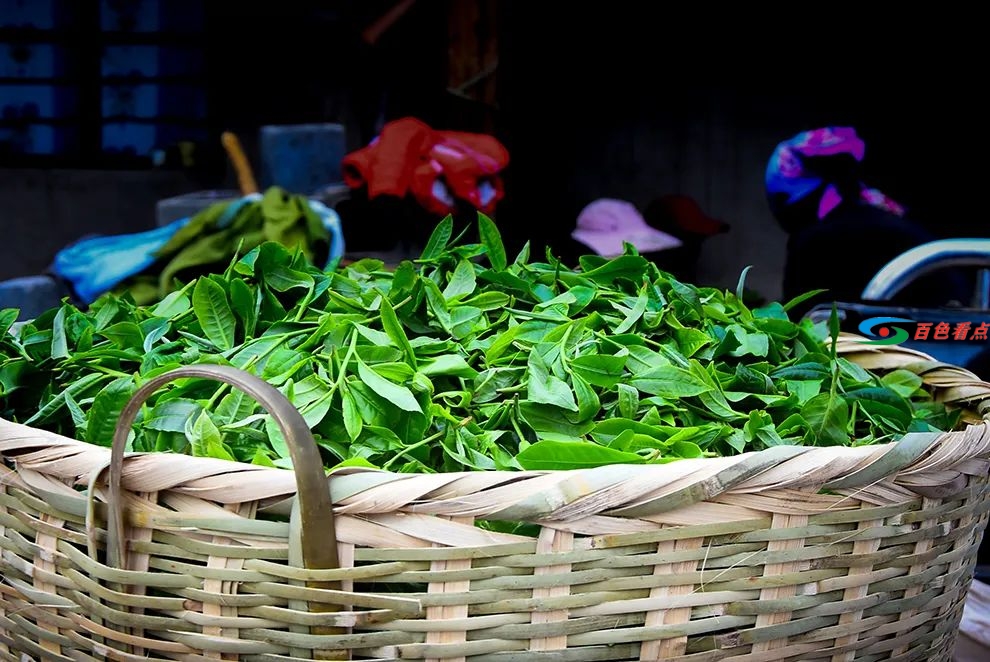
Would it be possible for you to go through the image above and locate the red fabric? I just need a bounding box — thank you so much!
[342,117,509,216]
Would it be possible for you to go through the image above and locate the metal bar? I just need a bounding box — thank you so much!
[861,239,990,302]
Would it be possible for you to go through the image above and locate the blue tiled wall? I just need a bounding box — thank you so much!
[1,0,206,158]
[0,0,73,153]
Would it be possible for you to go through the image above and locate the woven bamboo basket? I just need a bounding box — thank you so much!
[2,335,990,662]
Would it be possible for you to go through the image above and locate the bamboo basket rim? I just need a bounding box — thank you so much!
[0,333,988,524]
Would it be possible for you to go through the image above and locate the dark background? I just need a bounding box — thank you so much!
[1,1,983,297]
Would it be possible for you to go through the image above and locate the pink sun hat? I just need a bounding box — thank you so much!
[572,199,683,257]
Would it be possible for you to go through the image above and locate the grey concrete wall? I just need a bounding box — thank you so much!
[0,169,199,281]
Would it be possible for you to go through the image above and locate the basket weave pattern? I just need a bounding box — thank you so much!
[1,337,989,661]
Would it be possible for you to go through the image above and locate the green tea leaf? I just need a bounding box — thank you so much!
[379,296,416,368]
[569,354,627,388]
[86,377,134,446]
[0,360,27,397]
[845,387,913,430]
[478,213,507,271]
[771,362,830,381]
[153,289,191,319]
[329,457,378,471]
[0,308,19,337]
[263,415,291,459]
[518,402,595,441]
[422,278,452,332]
[92,298,120,330]
[372,362,416,384]
[734,363,775,394]
[51,307,69,359]
[726,429,746,453]
[828,303,841,352]
[356,359,423,413]
[744,410,786,448]
[215,390,256,424]
[141,317,170,353]
[266,266,315,293]
[192,278,236,350]
[355,345,404,364]
[485,320,555,364]
[571,373,600,421]
[473,367,525,403]
[689,361,744,420]
[187,410,236,461]
[630,365,709,398]
[623,345,667,373]
[735,266,753,301]
[516,440,644,470]
[419,354,477,378]
[0,219,954,483]
[145,398,202,432]
[881,369,924,398]
[669,440,704,458]
[527,349,578,412]
[24,373,108,425]
[617,383,639,419]
[513,241,531,266]
[252,449,277,467]
[785,380,822,405]
[64,391,88,432]
[341,386,363,441]
[421,215,454,261]
[300,396,332,428]
[613,287,649,334]
[229,278,257,338]
[355,323,393,347]
[726,324,769,358]
[261,348,307,385]
[802,392,850,446]
[577,255,649,285]
[838,358,874,385]
[443,259,477,301]
[675,328,712,358]
[462,291,512,311]
[289,374,331,407]
[101,321,144,350]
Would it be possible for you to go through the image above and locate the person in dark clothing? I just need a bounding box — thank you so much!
[766,127,971,319]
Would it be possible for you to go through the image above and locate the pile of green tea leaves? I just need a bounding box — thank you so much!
[0,216,957,473]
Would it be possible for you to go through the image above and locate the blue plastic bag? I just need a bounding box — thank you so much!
[53,194,345,305]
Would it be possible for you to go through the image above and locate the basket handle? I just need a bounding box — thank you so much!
[106,365,340,580]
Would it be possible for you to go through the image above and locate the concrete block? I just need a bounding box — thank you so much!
[259,123,346,195]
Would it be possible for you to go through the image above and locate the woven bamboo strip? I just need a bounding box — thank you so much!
[887,495,940,659]
[749,512,810,655]
[425,515,474,662]
[203,502,255,661]
[828,516,884,662]
[638,533,704,659]
[528,527,573,651]
[123,490,156,658]
[32,509,65,658]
